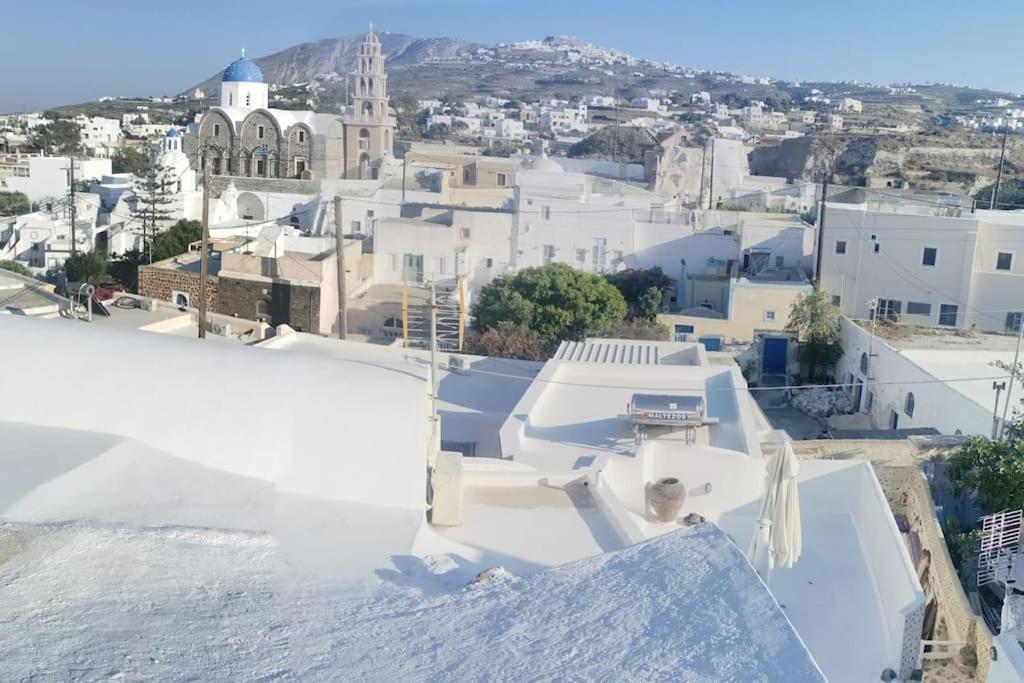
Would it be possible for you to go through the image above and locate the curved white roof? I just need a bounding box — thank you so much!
[0,317,430,522]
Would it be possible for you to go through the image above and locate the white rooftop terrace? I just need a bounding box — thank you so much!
[0,318,826,680]
[496,338,925,682]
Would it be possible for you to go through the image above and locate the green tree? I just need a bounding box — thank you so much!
[471,263,628,354]
[605,267,672,320]
[108,248,146,292]
[131,163,175,263]
[974,179,1024,210]
[64,250,108,284]
[151,219,202,262]
[595,318,669,341]
[946,422,1024,513]
[27,120,81,155]
[0,260,32,277]
[567,126,656,163]
[465,322,544,361]
[111,147,150,176]
[0,191,31,217]
[786,289,842,381]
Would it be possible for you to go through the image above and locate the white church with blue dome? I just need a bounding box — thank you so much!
[185,31,395,183]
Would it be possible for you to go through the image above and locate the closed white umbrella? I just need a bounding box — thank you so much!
[747,441,803,577]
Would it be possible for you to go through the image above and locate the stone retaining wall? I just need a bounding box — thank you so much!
[139,266,218,310]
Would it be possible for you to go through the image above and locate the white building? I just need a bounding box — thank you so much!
[691,91,711,106]
[539,103,589,135]
[494,118,527,141]
[74,116,122,157]
[819,200,1024,334]
[835,97,864,113]
[834,317,1023,437]
[0,155,111,202]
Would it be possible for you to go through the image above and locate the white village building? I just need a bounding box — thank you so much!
[819,196,1024,334]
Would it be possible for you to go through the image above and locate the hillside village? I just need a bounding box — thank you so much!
[2,25,1024,683]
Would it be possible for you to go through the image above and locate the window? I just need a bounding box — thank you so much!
[673,324,694,342]
[1006,312,1023,334]
[432,256,445,275]
[497,173,507,187]
[875,298,901,321]
[831,295,841,307]
[575,248,587,266]
[255,158,265,176]
[214,123,221,136]
[255,300,269,320]
[835,240,847,255]
[612,250,624,265]
[461,228,472,239]
[889,410,899,430]
[906,302,931,316]
[763,310,777,322]
[997,252,1014,271]
[228,94,233,106]
[904,392,916,417]
[859,352,869,375]
[542,244,556,265]
[775,256,785,269]
[367,210,374,218]
[938,304,958,327]
[541,206,552,220]
[592,237,607,272]
[463,168,472,183]
[298,130,306,143]
[257,125,265,139]
[351,220,361,234]
[873,243,881,254]
[922,247,938,267]
[485,258,493,268]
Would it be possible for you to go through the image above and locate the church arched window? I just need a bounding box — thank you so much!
[363,101,374,119]
[359,128,370,151]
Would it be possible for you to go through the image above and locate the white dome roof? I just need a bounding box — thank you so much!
[522,153,563,173]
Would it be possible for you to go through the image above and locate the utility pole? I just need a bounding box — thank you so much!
[707,138,716,210]
[401,153,407,203]
[992,381,1007,440]
[998,319,1023,440]
[198,164,211,339]
[814,178,830,289]
[333,196,348,340]
[66,157,77,254]
[428,280,440,460]
[990,124,1009,211]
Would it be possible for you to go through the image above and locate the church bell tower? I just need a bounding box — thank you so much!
[344,28,395,179]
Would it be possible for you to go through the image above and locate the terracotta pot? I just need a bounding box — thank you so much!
[649,477,686,523]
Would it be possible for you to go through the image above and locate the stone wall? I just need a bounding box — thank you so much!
[139,266,218,310]
[217,275,320,334]
[208,176,318,196]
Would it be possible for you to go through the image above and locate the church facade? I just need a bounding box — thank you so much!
[185,31,395,183]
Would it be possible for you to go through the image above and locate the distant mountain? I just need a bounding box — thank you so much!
[191,33,481,97]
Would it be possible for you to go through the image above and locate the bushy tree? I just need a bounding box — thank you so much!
[152,219,202,262]
[605,267,672,321]
[567,126,656,163]
[595,318,669,341]
[64,250,107,284]
[27,120,81,155]
[471,263,627,354]
[465,322,544,361]
[974,179,1024,210]
[946,421,1024,513]
[0,191,31,217]
[111,147,150,176]
[0,260,32,277]
[786,289,842,381]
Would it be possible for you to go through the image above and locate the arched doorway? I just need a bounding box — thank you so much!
[237,192,265,221]
[359,153,370,180]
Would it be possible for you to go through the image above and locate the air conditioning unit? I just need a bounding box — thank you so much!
[448,355,472,375]
[141,298,157,311]
[209,320,231,337]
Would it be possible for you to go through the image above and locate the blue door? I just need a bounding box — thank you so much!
[762,337,788,375]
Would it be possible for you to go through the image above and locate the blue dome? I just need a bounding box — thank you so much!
[223,57,264,83]
[166,128,180,138]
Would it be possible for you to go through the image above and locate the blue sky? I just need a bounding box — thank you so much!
[2,0,1020,112]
